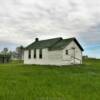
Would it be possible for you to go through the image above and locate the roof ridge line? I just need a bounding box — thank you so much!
[37,37,62,42]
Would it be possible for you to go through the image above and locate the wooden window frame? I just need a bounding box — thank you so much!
[34,49,36,59]
[28,50,31,59]
[39,49,42,59]
[66,50,68,55]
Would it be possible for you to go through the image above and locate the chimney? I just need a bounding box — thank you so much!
[35,38,39,42]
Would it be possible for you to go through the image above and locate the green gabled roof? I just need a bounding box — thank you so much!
[25,37,84,51]
[25,37,62,49]
[49,38,73,50]
[49,38,84,51]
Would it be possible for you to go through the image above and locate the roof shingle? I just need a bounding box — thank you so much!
[25,37,62,49]
[25,37,84,51]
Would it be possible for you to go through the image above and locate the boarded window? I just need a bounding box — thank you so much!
[28,50,31,59]
[39,49,42,59]
[34,49,36,59]
[66,50,68,55]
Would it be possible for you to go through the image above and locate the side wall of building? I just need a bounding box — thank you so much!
[24,48,48,65]
[24,48,63,65]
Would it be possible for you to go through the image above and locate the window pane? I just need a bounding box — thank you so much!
[39,49,42,59]
[66,50,68,55]
[34,49,36,58]
[28,50,31,59]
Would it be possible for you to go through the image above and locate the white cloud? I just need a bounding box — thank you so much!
[0,0,100,48]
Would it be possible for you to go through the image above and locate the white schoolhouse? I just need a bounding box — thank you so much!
[24,37,84,65]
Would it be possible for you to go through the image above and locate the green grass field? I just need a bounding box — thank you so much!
[0,59,100,100]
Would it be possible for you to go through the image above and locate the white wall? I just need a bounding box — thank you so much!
[24,48,49,65]
[24,41,83,65]
[24,48,64,65]
[62,41,82,65]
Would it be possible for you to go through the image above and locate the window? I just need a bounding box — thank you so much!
[34,49,36,59]
[39,49,42,59]
[66,50,68,55]
[28,50,31,59]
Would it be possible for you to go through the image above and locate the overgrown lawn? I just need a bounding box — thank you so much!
[0,59,100,100]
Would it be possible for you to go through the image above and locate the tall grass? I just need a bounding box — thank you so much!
[0,59,100,100]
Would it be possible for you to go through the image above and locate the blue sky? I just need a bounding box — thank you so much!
[0,0,100,58]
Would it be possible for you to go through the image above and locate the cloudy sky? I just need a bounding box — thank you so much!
[0,0,100,58]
